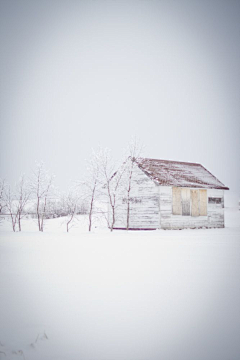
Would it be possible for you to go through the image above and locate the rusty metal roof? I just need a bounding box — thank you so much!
[134,158,229,190]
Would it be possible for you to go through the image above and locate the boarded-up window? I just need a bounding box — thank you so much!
[191,190,199,217]
[181,188,190,216]
[208,197,221,204]
[172,187,182,215]
[172,188,208,217]
[199,190,207,216]
[122,197,142,204]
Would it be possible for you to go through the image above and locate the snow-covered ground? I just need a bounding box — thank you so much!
[0,208,240,360]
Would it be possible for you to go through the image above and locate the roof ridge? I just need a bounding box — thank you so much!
[135,157,202,166]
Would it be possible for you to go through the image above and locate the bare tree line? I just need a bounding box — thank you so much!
[0,138,143,232]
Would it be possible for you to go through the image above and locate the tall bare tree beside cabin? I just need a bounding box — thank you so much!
[98,148,125,231]
[30,162,55,232]
[124,138,144,230]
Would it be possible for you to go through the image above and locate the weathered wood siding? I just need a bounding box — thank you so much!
[159,186,224,229]
[113,163,160,229]
[207,189,225,228]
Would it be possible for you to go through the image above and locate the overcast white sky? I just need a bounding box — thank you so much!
[0,0,239,193]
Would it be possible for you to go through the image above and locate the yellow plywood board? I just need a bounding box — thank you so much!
[172,187,182,215]
[191,190,199,217]
[199,189,207,216]
[181,188,190,216]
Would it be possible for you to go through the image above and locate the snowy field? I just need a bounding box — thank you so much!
[0,208,240,360]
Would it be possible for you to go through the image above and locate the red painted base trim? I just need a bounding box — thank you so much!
[113,227,157,231]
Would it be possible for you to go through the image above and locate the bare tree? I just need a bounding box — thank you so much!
[1,177,30,231]
[4,184,17,232]
[82,149,102,232]
[15,175,30,231]
[98,148,125,231]
[30,162,55,232]
[124,137,144,230]
[61,186,81,232]
[0,179,6,223]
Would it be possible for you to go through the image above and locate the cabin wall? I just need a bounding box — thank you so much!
[159,186,225,229]
[113,163,160,229]
[207,189,225,228]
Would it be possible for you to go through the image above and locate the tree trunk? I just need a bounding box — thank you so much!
[126,204,129,230]
[88,204,93,232]
[110,206,115,231]
[37,197,41,231]
[10,213,16,232]
[40,196,48,232]
[40,214,44,232]
[88,184,96,232]
[66,213,74,232]
[18,216,21,232]
[89,214,92,232]
[126,190,130,230]
[126,163,133,231]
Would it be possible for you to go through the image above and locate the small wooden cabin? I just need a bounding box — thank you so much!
[112,158,229,230]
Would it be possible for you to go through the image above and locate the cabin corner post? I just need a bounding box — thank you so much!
[158,184,161,229]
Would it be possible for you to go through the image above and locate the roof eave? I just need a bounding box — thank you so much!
[158,183,230,190]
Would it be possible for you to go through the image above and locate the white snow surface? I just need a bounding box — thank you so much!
[0,209,240,360]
